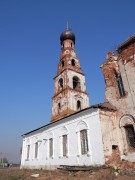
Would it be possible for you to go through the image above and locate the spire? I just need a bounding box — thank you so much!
[66,21,69,30]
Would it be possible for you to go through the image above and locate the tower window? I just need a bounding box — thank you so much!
[73,76,80,90]
[80,130,89,154]
[59,78,63,89]
[58,102,61,110]
[71,43,72,47]
[116,75,125,97]
[71,59,75,66]
[125,125,135,148]
[77,100,81,110]
[62,61,64,67]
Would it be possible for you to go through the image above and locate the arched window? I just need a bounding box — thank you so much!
[61,61,64,67]
[77,100,81,110]
[73,76,80,90]
[71,59,75,66]
[120,115,135,149]
[59,78,63,89]
[76,121,89,156]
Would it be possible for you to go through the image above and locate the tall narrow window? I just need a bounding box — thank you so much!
[62,61,64,67]
[116,75,125,97]
[49,138,53,157]
[80,130,89,154]
[63,135,68,157]
[58,102,61,110]
[59,78,63,89]
[34,142,38,158]
[77,100,81,110]
[73,76,80,90]
[71,59,75,66]
[26,145,30,160]
[125,125,135,148]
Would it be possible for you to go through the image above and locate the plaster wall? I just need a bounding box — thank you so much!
[21,108,105,169]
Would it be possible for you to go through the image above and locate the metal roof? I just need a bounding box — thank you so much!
[22,102,116,136]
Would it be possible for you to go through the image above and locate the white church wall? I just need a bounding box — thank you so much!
[21,108,105,169]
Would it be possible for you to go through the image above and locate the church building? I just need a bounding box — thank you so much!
[20,27,135,169]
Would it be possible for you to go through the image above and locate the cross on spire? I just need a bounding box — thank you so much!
[66,21,69,30]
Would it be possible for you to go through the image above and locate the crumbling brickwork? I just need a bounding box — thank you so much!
[51,32,89,122]
[101,35,135,162]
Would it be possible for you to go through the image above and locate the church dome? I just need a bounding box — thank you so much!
[60,29,75,44]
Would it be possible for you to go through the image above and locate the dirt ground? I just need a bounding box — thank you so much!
[0,163,135,180]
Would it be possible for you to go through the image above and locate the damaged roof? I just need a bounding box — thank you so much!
[117,34,135,53]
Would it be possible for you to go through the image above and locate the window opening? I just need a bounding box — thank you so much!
[35,142,38,158]
[62,61,64,67]
[80,130,89,154]
[77,100,81,110]
[125,125,135,148]
[58,103,61,110]
[73,76,80,90]
[116,75,125,97]
[71,43,72,47]
[26,145,30,160]
[71,59,75,66]
[59,78,63,89]
[49,138,53,157]
[63,135,68,156]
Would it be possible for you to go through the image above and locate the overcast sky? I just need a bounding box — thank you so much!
[0,0,135,163]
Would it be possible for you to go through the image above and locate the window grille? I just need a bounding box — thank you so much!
[26,145,30,160]
[49,138,53,157]
[35,142,38,158]
[125,125,135,148]
[63,135,67,156]
[116,75,125,97]
[80,130,89,154]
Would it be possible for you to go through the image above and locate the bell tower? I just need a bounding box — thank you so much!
[51,25,90,122]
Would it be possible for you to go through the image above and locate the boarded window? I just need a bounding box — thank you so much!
[125,125,135,148]
[63,135,68,156]
[34,142,38,158]
[80,130,89,154]
[73,76,81,90]
[77,100,81,110]
[26,145,30,160]
[49,138,53,157]
[116,75,125,97]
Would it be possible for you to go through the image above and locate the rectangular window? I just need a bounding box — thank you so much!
[63,135,68,156]
[26,145,30,160]
[34,142,38,158]
[125,125,135,148]
[80,130,89,154]
[116,75,125,97]
[49,138,53,157]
